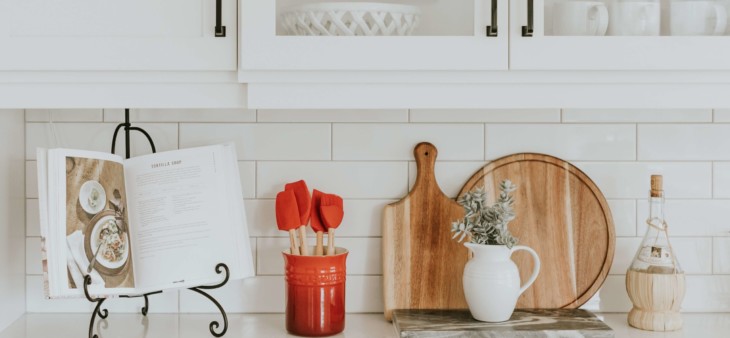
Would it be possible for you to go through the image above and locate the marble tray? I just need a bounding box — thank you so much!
[392,309,614,338]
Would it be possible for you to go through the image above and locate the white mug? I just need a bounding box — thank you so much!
[608,0,661,35]
[553,1,610,36]
[671,1,727,35]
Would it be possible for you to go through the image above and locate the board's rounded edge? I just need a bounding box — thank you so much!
[457,152,616,309]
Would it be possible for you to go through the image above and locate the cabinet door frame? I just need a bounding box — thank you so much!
[0,0,237,71]
[509,0,730,70]
[240,0,509,71]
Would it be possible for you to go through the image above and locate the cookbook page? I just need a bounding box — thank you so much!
[41,148,136,298]
[123,144,253,292]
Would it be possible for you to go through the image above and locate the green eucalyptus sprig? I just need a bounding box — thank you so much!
[451,180,519,248]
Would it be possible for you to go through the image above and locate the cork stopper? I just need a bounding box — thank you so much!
[650,175,663,197]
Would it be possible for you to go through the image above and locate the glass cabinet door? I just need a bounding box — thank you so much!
[240,0,508,72]
[510,0,730,69]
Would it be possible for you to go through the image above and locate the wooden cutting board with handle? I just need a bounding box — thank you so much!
[458,153,615,309]
[382,142,469,321]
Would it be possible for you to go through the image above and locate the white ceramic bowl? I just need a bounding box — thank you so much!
[79,180,106,215]
[90,215,129,270]
[281,2,421,36]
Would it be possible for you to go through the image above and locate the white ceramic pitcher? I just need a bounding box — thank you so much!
[463,243,541,322]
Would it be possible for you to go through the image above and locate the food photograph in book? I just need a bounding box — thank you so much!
[64,156,134,289]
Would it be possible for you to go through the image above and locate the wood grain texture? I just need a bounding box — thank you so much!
[458,153,615,309]
[383,143,469,321]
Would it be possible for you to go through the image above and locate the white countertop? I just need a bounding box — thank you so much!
[1,313,729,338]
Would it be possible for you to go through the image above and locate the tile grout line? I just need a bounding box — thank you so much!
[635,123,639,161]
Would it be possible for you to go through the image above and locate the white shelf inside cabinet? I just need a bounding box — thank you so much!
[510,0,730,70]
[240,0,509,71]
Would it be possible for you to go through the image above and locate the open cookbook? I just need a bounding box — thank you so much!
[37,143,254,298]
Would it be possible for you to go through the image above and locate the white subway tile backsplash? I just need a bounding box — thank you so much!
[333,124,484,161]
[485,124,636,161]
[683,276,730,312]
[408,161,486,198]
[714,163,730,198]
[714,109,730,122]
[180,276,284,313]
[585,275,730,313]
[410,109,560,123]
[637,200,730,236]
[27,199,40,237]
[26,161,37,199]
[179,276,382,313]
[104,109,256,123]
[256,238,381,276]
[639,124,730,160]
[246,199,391,238]
[26,123,178,160]
[608,200,637,237]
[238,161,256,199]
[257,162,408,199]
[713,238,730,274]
[26,237,41,275]
[346,276,384,313]
[258,109,408,122]
[610,238,642,275]
[26,276,179,313]
[611,238,711,275]
[25,109,103,122]
[581,276,632,312]
[23,110,730,314]
[563,109,712,123]
[673,238,713,274]
[575,162,712,199]
[180,123,331,161]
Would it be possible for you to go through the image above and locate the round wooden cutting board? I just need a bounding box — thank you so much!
[458,153,615,309]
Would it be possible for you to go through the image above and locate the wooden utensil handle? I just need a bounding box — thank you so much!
[298,226,309,256]
[289,229,300,256]
[327,230,335,256]
[316,232,324,256]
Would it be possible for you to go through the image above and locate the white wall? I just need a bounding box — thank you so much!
[0,110,26,330]
[23,108,730,313]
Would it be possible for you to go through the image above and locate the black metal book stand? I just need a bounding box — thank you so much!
[83,109,229,338]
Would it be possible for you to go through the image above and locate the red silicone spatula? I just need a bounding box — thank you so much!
[320,193,344,256]
[310,189,326,256]
[276,190,301,256]
[285,180,311,256]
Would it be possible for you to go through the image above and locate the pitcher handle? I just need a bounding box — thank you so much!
[510,245,541,295]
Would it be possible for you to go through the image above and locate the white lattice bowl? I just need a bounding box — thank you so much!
[281,2,421,36]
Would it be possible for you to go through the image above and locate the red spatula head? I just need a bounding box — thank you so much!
[276,190,301,232]
[320,194,344,230]
[285,180,311,225]
[310,189,326,233]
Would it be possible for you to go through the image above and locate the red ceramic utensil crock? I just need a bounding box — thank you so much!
[283,247,348,336]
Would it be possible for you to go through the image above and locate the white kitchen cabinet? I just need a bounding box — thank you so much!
[239,0,508,72]
[510,0,730,70]
[0,0,237,71]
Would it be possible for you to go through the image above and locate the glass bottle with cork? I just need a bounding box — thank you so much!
[626,175,685,331]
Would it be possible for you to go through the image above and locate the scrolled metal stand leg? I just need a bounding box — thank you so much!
[84,275,108,338]
[142,294,150,316]
[188,263,230,337]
